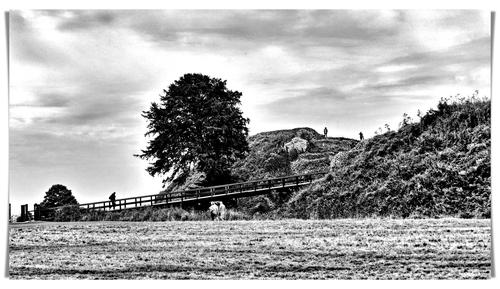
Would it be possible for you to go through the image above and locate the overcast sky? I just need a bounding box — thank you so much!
[9,10,490,211]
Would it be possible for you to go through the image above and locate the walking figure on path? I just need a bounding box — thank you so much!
[324,127,328,138]
[209,201,219,221]
[359,132,364,141]
[217,201,226,221]
[109,192,116,209]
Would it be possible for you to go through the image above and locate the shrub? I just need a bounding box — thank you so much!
[225,209,251,220]
[53,205,81,222]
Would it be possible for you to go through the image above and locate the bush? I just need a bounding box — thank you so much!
[53,205,81,222]
[225,209,251,220]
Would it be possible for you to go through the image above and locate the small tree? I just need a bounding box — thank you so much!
[137,73,250,186]
[40,184,79,208]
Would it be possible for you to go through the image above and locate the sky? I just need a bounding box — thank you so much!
[8,10,491,213]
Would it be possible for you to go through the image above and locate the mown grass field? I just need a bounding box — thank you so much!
[9,218,491,279]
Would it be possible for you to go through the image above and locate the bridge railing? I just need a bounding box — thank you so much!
[30,171,327,218]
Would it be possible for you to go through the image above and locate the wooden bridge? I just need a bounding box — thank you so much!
[23,171,327,221]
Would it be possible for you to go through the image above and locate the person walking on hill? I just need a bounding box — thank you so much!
[324,127,328,138]
[359,132,364,141]
[109,192,116,209]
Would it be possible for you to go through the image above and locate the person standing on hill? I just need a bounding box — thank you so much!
[109,192,116,209]
[359,132,364,141]
[324,127,328,138]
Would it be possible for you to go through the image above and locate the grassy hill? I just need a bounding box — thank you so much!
[228,128,358,214]
[282,96,491,219]
[231,127,358,180]
[158,95,490,219]
[159,127,358,213]
[161,127,358,193]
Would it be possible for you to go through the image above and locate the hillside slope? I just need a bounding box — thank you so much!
[231,127,357,181]
[283,97,491,219]
[160,127,358,200]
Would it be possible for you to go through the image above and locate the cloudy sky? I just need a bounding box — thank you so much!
[9,10,490,210]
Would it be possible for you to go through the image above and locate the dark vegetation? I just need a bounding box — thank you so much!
[283,95,490,219]
[40,184,79,208]
[35,184,79,221]
[136,73,249,186]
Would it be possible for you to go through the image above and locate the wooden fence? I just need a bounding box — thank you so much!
[23,171,327,221]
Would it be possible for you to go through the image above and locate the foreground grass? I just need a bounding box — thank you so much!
[9,218,491,279]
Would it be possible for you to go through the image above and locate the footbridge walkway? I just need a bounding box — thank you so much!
[20,171,327,221]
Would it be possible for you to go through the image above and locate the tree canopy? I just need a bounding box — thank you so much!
[137,73,249,186]
[40,184,79,208]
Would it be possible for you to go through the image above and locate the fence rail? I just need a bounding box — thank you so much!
[25,171,327,220]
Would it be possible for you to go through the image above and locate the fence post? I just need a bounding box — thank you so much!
[9,203,11,222]
[20,204,27,222]
[34,203,40,221]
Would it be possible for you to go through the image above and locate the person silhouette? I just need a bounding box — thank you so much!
[324,127,328,138]
[109,192,116,209]
[359,132,364,140]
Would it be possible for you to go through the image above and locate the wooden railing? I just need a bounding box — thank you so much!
[29,171,327,219]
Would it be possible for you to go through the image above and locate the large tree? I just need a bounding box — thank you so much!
[137,73,249,186]
[40,184,79,208]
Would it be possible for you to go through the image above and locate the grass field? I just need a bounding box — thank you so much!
[9,218,491,279]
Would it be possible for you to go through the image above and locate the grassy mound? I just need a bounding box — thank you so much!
[229,128,357,212]
[231,127,319,180]
[231,128,358,180]
[283,96,491,219]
